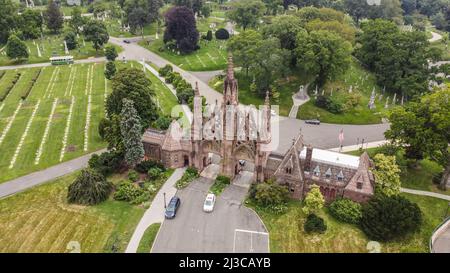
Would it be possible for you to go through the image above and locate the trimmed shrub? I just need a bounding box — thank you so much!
[88,151,123,176]
[148,167,162,179]
[158,64,173,77]
[67,168,113,205]
[206,30,213,41]
[135,160,165,174]
[113,181,145,202]
[314,95,343,114]
[215,28,230,40]
[360,195,422,241]
[253,180,289,207]
[329,198,362,224]
[175,167,199,189]
[304,213,327,234]
[128,170,139,182]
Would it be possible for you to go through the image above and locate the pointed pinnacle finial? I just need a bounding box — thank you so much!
[194,82,200,96]
[265,90,270,105]
[227,54,234,80]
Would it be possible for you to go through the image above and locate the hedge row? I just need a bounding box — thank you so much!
[0,72,21,102]
[158,64,195,105]
[20,68,42,100]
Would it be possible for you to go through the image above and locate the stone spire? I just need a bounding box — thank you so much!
[223,54,238,106]
[194,81,200,96]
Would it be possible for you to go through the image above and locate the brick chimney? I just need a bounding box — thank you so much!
[305,146,313,172]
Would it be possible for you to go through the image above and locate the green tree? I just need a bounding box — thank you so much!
[18,9,43,40]
[6,35,28,60]
[67,168,113,205]
[227,29,262,76]
[252,180,289,207]
[64,31,78,50]
[45,0,64,33]
[83,20,109,54]
[105,45,118,61]
[343,0,370,24]
[296,30,352,87]
[360,195,422,241]
[0,0,18,44]
[305,19,356,43]
[69,6,85,34]
[104,61,117,80]
[107,68,158,129]
[226,0,266,30]
[385,88,450,189]
[372,154,401,196]
[120,99,145,168]
[302,184,325,215]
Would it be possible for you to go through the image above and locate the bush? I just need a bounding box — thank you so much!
[113,181,145,202]
[215,28,230,40]
[158,64,173,77]
[360,195,422,241]
[253,180,289,207]
[206,30,213,41]
[135,160,165,174]
[67,168,113,205]
[148,167,162,179]
[314,95,343,114]
[105,45,118,61]
[329,198,362,224]
[65,31,78,50]
[154,116,171,130]
[88,151,123,176]
[304,213,327,234]
[98,118,111,140]
[175,167,199,189]
[128,170,139,182]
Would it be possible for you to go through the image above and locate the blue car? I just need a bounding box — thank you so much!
[165,196,181,219]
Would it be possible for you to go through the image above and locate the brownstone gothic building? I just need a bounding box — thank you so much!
[142,57,375,203]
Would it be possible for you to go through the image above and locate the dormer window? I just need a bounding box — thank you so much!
[313,166,320,177]
[337,170,344,181]
[325,168,332,179]
[357,182,363,189]
[285,167,292,174]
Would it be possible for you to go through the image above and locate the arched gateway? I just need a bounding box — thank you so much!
[141,56,376,203]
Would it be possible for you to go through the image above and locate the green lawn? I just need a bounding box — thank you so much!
[210,71,311,117]
[0,172,145,253]
[250,193,448,253]
[139,38,228,71]
[137,223,161,253]
[106,19,159,38]
[0,61,175,184]
[0,34,121,66]
[297,60,387,124]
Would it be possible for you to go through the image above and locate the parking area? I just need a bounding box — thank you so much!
[151,178,269,253]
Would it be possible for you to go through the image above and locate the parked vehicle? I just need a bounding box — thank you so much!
[203,193,216,212]
[123,39,131,44]
[165,196,181,219]
[305,119,321,125]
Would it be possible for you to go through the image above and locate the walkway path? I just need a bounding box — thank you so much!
[0,149,106,199]
[429,31,443,43]
[125,167,186,253]
[400,188,450,201]
[289,84,310,118]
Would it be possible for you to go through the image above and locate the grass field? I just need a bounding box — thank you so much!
[137,223,161,253]
[106,19,159,38]
[139,38,228,71]
[210,71,311,117]
[0,34,120,66]
[0,172,145,253]
[298,60,388,124]
[250,193,448,253]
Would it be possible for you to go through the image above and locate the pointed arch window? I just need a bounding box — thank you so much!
[313,166,321,177]
[337,170,344,181]
[325,168,332,179]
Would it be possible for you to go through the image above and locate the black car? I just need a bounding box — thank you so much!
[165,196,181,219]
[305,119,321,125]
[123,39,131,44]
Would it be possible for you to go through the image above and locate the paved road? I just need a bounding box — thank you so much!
[126,167,186,253]
[433,219,450,253]
[151,177,268,253]
[0,149,105,199]
[429,31,443,43]
[0,57,106,71]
